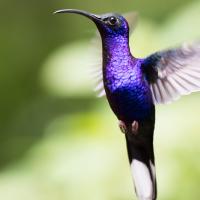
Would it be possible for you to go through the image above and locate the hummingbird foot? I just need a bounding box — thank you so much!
[118,120,127,134]
[131,121,139,135]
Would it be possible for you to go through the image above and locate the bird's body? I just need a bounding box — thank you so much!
[54,9,200,200]
[103,45,157,200]
[104,56,154,122]
[101,17,154,122]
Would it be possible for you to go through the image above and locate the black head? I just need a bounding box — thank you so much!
[54,9,133,38]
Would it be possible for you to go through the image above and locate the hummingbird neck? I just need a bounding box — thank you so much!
[102,35,133,64]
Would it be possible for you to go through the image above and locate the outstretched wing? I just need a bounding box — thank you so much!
[143,42,200,104]
[90,12,138,97]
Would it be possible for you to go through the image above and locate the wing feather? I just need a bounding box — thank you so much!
[145,42,200,104]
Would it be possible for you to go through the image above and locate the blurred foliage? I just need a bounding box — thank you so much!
[0,0,200,199]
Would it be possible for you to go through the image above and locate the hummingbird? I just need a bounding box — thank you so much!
[54,9,200,200]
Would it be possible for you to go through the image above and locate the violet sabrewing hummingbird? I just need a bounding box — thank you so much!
[54,9,200,200]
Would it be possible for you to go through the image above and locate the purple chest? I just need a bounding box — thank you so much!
[103,59,154,121]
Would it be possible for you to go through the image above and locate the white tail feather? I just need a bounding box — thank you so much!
[131,159,155,200]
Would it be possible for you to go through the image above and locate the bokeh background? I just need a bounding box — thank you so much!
[0,0,200,199]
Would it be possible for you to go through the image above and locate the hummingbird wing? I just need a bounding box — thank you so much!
[90,12,138,97]
[143,42,200,104]
[90,32,105,97]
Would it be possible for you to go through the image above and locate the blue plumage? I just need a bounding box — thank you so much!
[104,59,154,121]
[55,9,200,200]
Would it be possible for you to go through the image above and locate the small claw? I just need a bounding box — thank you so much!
[118,120,127,134]
[132,121,139,135]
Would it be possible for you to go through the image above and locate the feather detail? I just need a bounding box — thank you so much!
[89,31,105,97]
[97,89,106,97]
[131,159,154,200]
[144,42,200,104]
[89,12,138,98]
[94,81,104,91]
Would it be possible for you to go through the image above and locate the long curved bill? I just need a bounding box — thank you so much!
[54,9,101,23]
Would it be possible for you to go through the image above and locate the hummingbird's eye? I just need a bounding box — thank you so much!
[107,16,118,26]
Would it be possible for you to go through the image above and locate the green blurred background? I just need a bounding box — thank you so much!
[0,0,200,199]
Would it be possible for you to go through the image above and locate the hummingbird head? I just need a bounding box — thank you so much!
[54,9,131,39]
